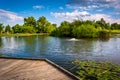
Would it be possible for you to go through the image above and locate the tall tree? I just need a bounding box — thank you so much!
[71,20,82,27]
[52,24,57,28]
[5,25,11,34]
[37,16,49,33]
[96,18,107,29]
[59,21,71,37]
[0,23,3,34]
[24,16,36,28]
[111,23,120,30]
[12,24,22,33]
[44,22,56,33]
[22,25,36,33]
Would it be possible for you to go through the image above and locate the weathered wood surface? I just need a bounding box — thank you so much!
[0,58,79,80]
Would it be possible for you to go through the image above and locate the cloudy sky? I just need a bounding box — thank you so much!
[0,0,120,26]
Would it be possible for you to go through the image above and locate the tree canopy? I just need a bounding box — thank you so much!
[5,25,11,34]
[0,24,3,34]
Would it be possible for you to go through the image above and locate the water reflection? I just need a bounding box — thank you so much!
[0,36,120,68]
[0,38,3,48]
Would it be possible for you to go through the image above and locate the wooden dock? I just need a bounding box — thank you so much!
[0,57,79,80]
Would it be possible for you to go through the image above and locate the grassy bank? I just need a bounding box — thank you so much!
[110,30,120,34]
[110,30,120,37]
[0,30,120,38]
[0,33,49,37]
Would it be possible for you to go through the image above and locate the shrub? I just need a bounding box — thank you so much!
[72,24,99,38]
[99,30,110,39]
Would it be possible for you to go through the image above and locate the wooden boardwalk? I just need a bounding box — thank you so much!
[0,57,79,80]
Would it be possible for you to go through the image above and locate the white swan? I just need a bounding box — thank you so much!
[70,38,76,40]
[69,38,79,41]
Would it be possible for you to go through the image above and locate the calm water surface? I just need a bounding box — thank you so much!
[0,36,120,72]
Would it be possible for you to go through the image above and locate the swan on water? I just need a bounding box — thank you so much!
[69,38,79,41]
[70,38,76,40]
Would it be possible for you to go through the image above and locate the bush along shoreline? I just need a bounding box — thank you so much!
[50,22,111,39]
[0,16,120,38]
[50,18,120,39]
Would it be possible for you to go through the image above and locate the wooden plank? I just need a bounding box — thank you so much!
[0,57,80,80]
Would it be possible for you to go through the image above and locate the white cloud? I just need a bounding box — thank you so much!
[83,14,120,24]
[0,9,23,25]
[97,9,103,12]
[66,4,99,10]
[97,0,120,9]
[33,5,44,9]
[67,0,120,10]
[51,10,89,18]
[51,10,120,24]
[66,4,86,10]
[109,0,117,1]
[88,5,98,9]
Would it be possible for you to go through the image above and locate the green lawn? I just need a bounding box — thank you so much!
[110,30,120,34]
[0,33,49,37]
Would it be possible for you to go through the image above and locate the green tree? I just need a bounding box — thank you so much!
[111,23,120,30]
[37,16,49,33]
[58,21,71,37]
[5,25,11,34]
[22,25,36,33]
[0,23,4,34]
[72,24,98,38]
[52,24,57,28]
[85,20,95,25]
[12,24,22,33]
[23,16,37,33]
[44,22,56,33]
[71,20,83,27]
[96,18,108,29]
[24,16,36,28]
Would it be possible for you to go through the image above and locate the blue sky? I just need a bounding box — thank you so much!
[0,0,120,26]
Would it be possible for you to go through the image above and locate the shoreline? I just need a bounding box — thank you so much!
[0,33,49,37]
[0,31,120,38]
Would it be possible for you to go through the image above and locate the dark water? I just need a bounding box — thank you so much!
[0,36,120,73]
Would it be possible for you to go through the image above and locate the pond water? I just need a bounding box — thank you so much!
[0,35,120,73]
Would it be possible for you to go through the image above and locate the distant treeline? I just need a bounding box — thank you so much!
[51,18,120,38]
[0,16,120,38]
[0,16,56,34]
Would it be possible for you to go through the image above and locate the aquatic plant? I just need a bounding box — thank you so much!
[73,59,120,80]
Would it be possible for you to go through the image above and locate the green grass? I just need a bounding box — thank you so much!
[0,33,49,37]
[110,30,120,34]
